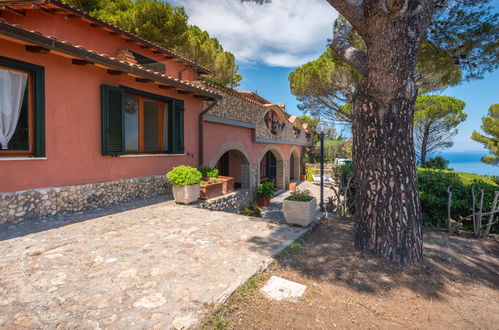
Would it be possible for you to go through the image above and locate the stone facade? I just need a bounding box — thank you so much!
[0,175,171,225]
[196,189,250,214]
[203,89,313,147]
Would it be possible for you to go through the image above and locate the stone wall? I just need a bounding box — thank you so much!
[196,189,250,214]
[0,175,171,225]
[203,89,312,146]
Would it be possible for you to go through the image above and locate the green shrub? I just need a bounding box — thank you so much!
[256,182,276,198]
[241,203,262,217]
[198,166,219,178]
[335,163,356,214]
[418,168,497,232]
[290,189,314,202]
[420,156,449,170]
[166,165,202,186]
[340,167,498,233]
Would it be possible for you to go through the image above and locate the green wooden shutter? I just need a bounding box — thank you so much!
[101,85,124,155]
[172,99,184,154]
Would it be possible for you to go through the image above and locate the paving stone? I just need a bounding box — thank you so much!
[260,275,307,302]
[0,201,308,328]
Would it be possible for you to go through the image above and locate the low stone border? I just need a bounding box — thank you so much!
[195,189,250,214]
[0,175,171,225]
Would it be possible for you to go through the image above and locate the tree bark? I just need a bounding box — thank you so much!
[328,0,437,265]
[352,89,423,265]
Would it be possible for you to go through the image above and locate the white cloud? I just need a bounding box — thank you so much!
[172,0,338,68]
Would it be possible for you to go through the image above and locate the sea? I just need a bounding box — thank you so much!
[440,151,498,176]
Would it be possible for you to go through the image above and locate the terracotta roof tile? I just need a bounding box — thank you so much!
[29,0,212,74]
[0,18,221,99]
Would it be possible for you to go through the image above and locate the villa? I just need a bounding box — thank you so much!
[0,0,312,224]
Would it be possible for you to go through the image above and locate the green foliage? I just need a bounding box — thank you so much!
[414,95,467,163]
[289,189,314,202]
[321,138,352,163]
[471,104,498,166]
[166,165,202,186]
[62,0,241,86]
[420,156,449,170]
[335,162,356,214]
[341,166,498,232]
[255,182,276,198]
[418,169,498,232]
[240,203,262,218]
[429,1,499,81]
[289,3,498,121]
[198,166,219,178]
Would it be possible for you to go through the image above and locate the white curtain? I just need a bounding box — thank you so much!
[0,68,28,149]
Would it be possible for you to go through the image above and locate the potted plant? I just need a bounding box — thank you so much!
[199,178,224,200]
[283,189,317,227]
[198,166,234,195]
[166,165,202,204]
[255,182,276,207]
[198,166,219,180]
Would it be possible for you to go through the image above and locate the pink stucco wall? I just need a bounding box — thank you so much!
[0,39,203,193]
[203,121,302,166]
[2,11,196,80]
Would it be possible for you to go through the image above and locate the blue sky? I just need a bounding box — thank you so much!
[176,0,497,155]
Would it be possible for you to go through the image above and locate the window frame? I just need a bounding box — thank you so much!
[124,93,169,154]
[0,56,45,158]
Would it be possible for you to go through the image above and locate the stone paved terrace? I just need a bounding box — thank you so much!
[0,198,309,329]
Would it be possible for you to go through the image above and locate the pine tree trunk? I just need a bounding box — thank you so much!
[352,90,423,265]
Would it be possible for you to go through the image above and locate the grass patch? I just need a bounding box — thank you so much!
[202,303,232,330]
[277,233,311,259]
[201,272,269,329]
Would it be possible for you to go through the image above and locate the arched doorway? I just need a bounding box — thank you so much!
[257,145,285,189]
[289,147,301,180]
[209,143,251,190]
[215,150,250,189]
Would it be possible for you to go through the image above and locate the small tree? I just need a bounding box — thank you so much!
[420,156,448,170]
[414,95,466,163]
[471,104,498,166]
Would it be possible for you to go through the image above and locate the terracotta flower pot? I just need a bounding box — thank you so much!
[257,196,271,207]
[218,176,235,194]
[288,182,297,191]
[199,181,224,200]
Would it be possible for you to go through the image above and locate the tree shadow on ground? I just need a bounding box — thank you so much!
[247,217,499,300]
[0,196,171,241]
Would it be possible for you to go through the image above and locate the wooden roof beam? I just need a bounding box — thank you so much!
[1,6,26,16]
[25,45,49,53]
[135,77,152,83]
[32,4,55,15]
[107,69,126,75]
[72,58,93,66]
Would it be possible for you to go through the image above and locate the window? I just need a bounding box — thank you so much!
[101,85,183,156]
[264,110,285,136]
[124,94,169,153]
[0,57,44,157]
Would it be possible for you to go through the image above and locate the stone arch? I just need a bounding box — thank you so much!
[256,144,286,189]
[289,146,301,181]
[209,142,252,190]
